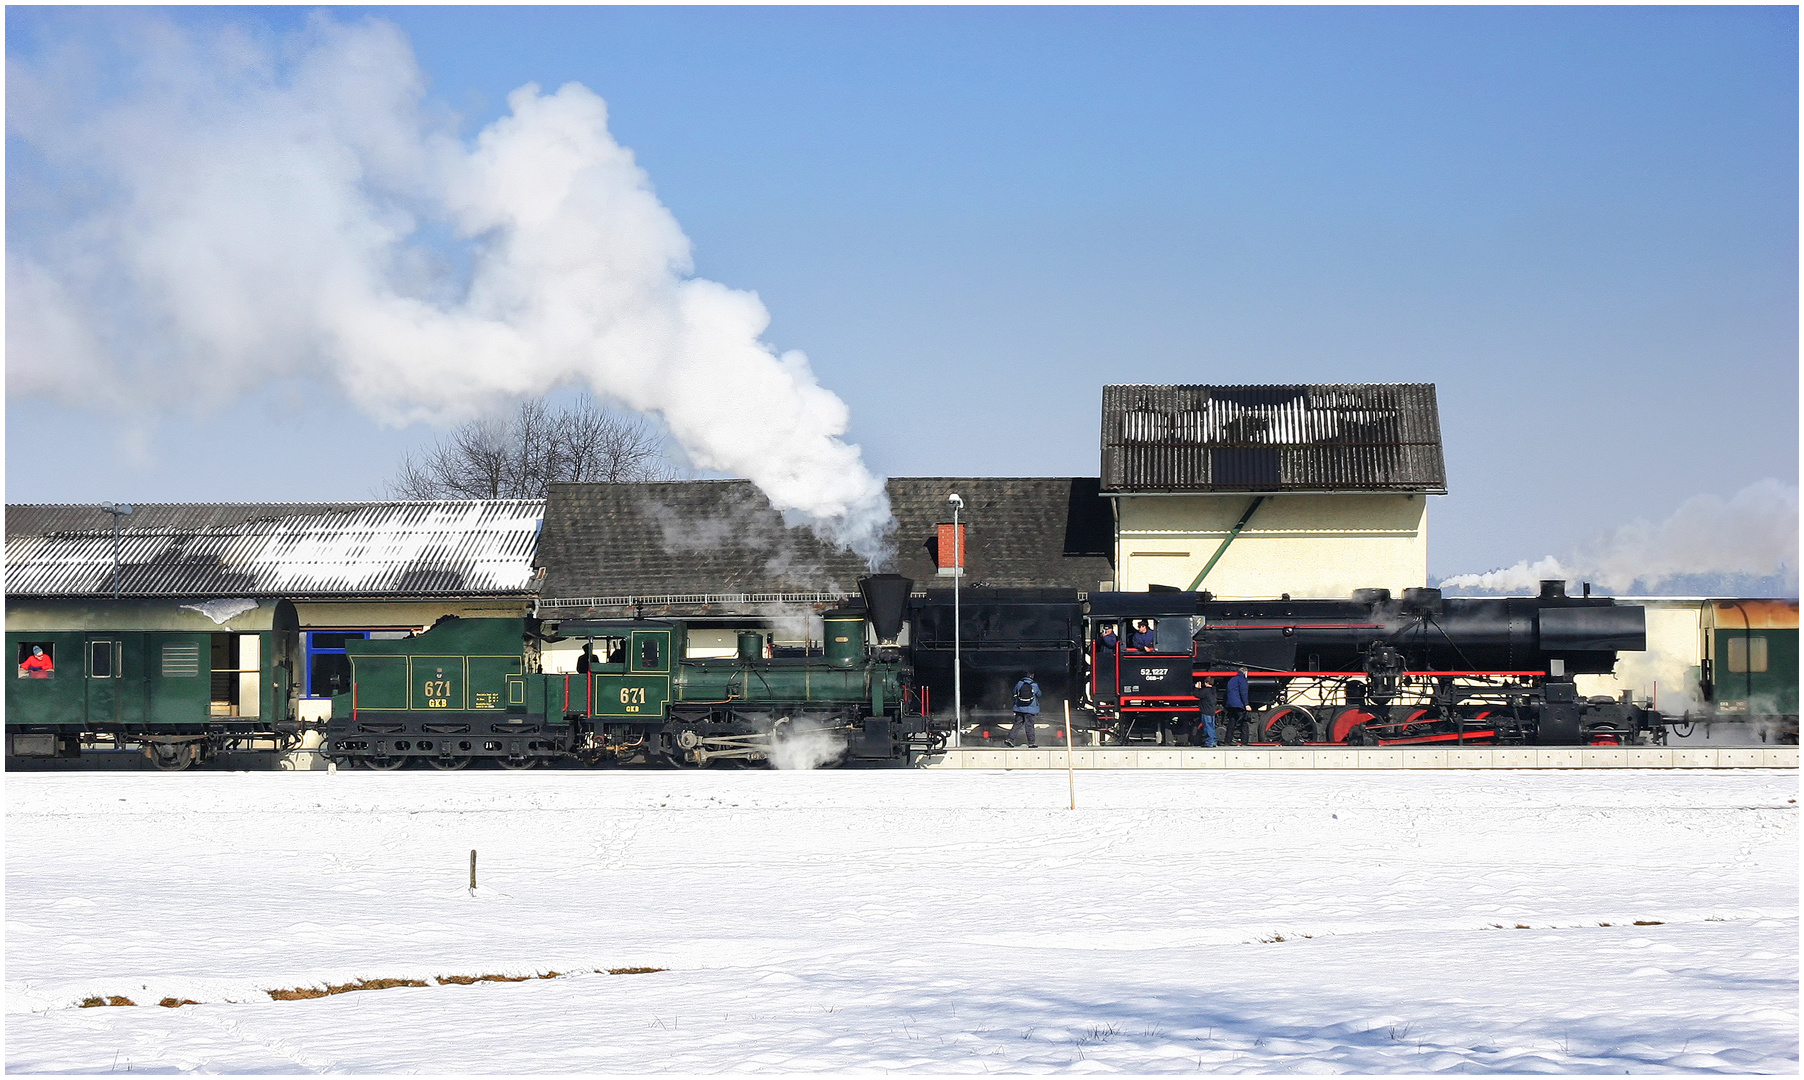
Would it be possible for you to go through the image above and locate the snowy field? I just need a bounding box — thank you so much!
[6,767,1797,1074]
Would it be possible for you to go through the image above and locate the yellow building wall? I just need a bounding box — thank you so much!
[294,599,529,630]
[1114,493,1428,599]
[1575,601,1705,710]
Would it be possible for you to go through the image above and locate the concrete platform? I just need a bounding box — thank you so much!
[918,746,1799,770]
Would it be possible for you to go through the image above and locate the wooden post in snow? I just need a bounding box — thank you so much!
[470,849,477,891]
[1064,701,1076,810]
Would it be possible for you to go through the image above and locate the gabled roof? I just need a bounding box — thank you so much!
[1101,383,1446,494]
[536,478,1114,614]
[536,481,868,608]
[5,501,544,598]
[887,478,1112,590]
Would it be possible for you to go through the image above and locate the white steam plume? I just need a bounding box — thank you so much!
[6,13,893,561]
[1440,479,1799,595]
[767,718,848,771]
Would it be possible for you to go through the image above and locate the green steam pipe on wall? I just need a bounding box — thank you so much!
[1187,496,1265,591]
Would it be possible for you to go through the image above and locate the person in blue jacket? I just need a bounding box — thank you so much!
[1224,666,1251,744]
[1127,619,1157,652]
[1008,672,1041,747]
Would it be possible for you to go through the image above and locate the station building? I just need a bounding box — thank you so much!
[1101,383,1445,598]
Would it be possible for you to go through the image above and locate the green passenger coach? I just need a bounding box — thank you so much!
[6,598,303,769]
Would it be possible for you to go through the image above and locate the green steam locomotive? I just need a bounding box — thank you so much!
[322,575,939,769]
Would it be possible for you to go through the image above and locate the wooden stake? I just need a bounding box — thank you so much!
[1065,700,1076,810]
[469,849,477,891]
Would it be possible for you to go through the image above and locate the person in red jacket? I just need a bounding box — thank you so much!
[19,645,54,678]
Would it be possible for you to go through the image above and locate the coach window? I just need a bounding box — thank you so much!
[1726,634,1769,674]
[89,641,116,678]
[305,630,413,697]
[306,632,366,698]
[16,642,55,678]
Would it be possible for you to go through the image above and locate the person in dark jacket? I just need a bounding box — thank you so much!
[1008,672,1041,747]
[1127,620,1157,652]
[1193,678,1219,747]
[1096,623,1119,653]
[1224,667,1251,744]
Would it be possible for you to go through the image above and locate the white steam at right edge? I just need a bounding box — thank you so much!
[6,14,893,562]
[1440,478,1799,596]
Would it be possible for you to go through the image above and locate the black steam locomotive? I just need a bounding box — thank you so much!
[910,580,1663,748]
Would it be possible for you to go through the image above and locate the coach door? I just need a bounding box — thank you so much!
[85,638,123,725]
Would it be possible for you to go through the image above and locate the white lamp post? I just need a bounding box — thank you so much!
[947,492,964,745]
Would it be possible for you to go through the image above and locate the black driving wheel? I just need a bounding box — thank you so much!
[363,755,407,771]
[1264,707,1317,746]
[427,756,470,771]
[147,743,193,771]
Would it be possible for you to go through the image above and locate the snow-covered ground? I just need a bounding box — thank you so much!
[6,768,1796,1074]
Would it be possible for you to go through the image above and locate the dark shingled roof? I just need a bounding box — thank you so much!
[1101,383,1446,494]
[536,478,1114,612]
[886,478,1112,590]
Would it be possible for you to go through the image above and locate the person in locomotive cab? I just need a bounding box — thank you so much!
[1096,623,1120,653]
[1127,619,1157,652]
[1223,666,1251,744]
[576,642,596,674]
[1008,672,1041,747]
[18,645,53,678]
[1193,677,1219,747]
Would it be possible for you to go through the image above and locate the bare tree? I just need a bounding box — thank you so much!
[390,396,675,500]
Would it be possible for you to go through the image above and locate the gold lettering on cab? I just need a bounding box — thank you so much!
[423,667,452,709]
[473,692,499,708]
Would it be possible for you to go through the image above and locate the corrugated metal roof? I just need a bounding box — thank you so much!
[1100,384,1446,494]
[5,501,544,598]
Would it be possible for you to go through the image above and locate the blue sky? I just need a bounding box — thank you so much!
[6,6,1797,582]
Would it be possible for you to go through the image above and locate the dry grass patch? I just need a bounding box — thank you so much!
[269,977,429,1001]
[437,973,534,985]
[76,969,646,1011]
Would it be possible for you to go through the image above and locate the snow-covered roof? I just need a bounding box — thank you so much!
[5,501,544,598]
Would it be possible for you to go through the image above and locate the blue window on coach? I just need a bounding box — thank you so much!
[304,632,368,699]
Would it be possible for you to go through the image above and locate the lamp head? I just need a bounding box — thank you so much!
[947,493,963,509]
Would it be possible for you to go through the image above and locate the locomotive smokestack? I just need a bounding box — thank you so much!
[859,575,913,646]
[1540,579,1567,600]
